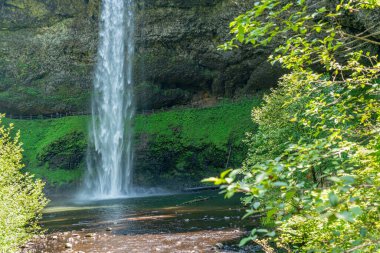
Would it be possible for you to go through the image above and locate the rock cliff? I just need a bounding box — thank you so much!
[0,0,281,114]
[1,0,378,114]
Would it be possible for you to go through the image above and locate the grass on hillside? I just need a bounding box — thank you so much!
[135,99,261,149]
[3,116,89,185]
[3,97,262,185]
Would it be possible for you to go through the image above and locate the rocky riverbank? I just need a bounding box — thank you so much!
[22,229,263,253]
[21,192,263,253]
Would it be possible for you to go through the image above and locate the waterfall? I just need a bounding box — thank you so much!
[83,0,135,198]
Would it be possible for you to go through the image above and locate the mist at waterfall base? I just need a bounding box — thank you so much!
[79,0,162,200]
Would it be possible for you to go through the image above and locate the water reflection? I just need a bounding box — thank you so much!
[31,192,255,252]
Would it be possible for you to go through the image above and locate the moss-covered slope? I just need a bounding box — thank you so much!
[3,98,261,189]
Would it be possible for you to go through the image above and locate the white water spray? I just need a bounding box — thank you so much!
[84,0,135,198]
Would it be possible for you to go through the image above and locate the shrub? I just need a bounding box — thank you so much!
[0,115,48,252]
[207,0,380,252]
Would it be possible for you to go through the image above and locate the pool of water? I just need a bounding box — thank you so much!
[25,191,258,253]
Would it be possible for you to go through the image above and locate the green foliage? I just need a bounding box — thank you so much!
[37,131,86,170]
[3,116,88,185]
[4,99,261,186]
[243,80,307,167]
[0,115,48,252]
[208,1,380,252]
[3,116,88,166]
[135,99,261,149]
[130,98,262,187]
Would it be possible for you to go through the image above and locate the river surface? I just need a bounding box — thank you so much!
[24,191,259,253]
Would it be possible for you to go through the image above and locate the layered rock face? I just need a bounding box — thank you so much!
[133,0,282,110]
[0,0,281,114]
[1,0,378,114]
[0,0,99,114]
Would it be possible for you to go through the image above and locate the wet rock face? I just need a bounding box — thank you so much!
[134,0,283,110]
[0,0,99,114]
[1,0,378,114]
[0,0,280,114]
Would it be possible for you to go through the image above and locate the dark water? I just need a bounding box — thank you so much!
[27,191,257,253]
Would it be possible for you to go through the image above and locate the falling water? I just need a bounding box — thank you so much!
[84,0,135,198]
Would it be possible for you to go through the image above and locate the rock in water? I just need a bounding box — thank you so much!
[216,243,224,249]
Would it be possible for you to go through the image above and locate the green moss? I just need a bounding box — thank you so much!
[4,97,262,186]
[133,98,262,187]
[7,0,49,18]
[135,98,260,148]
[3,116,88,164]
[38,131,87,170]
[3,116,88,185]
[28,165,84,186]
